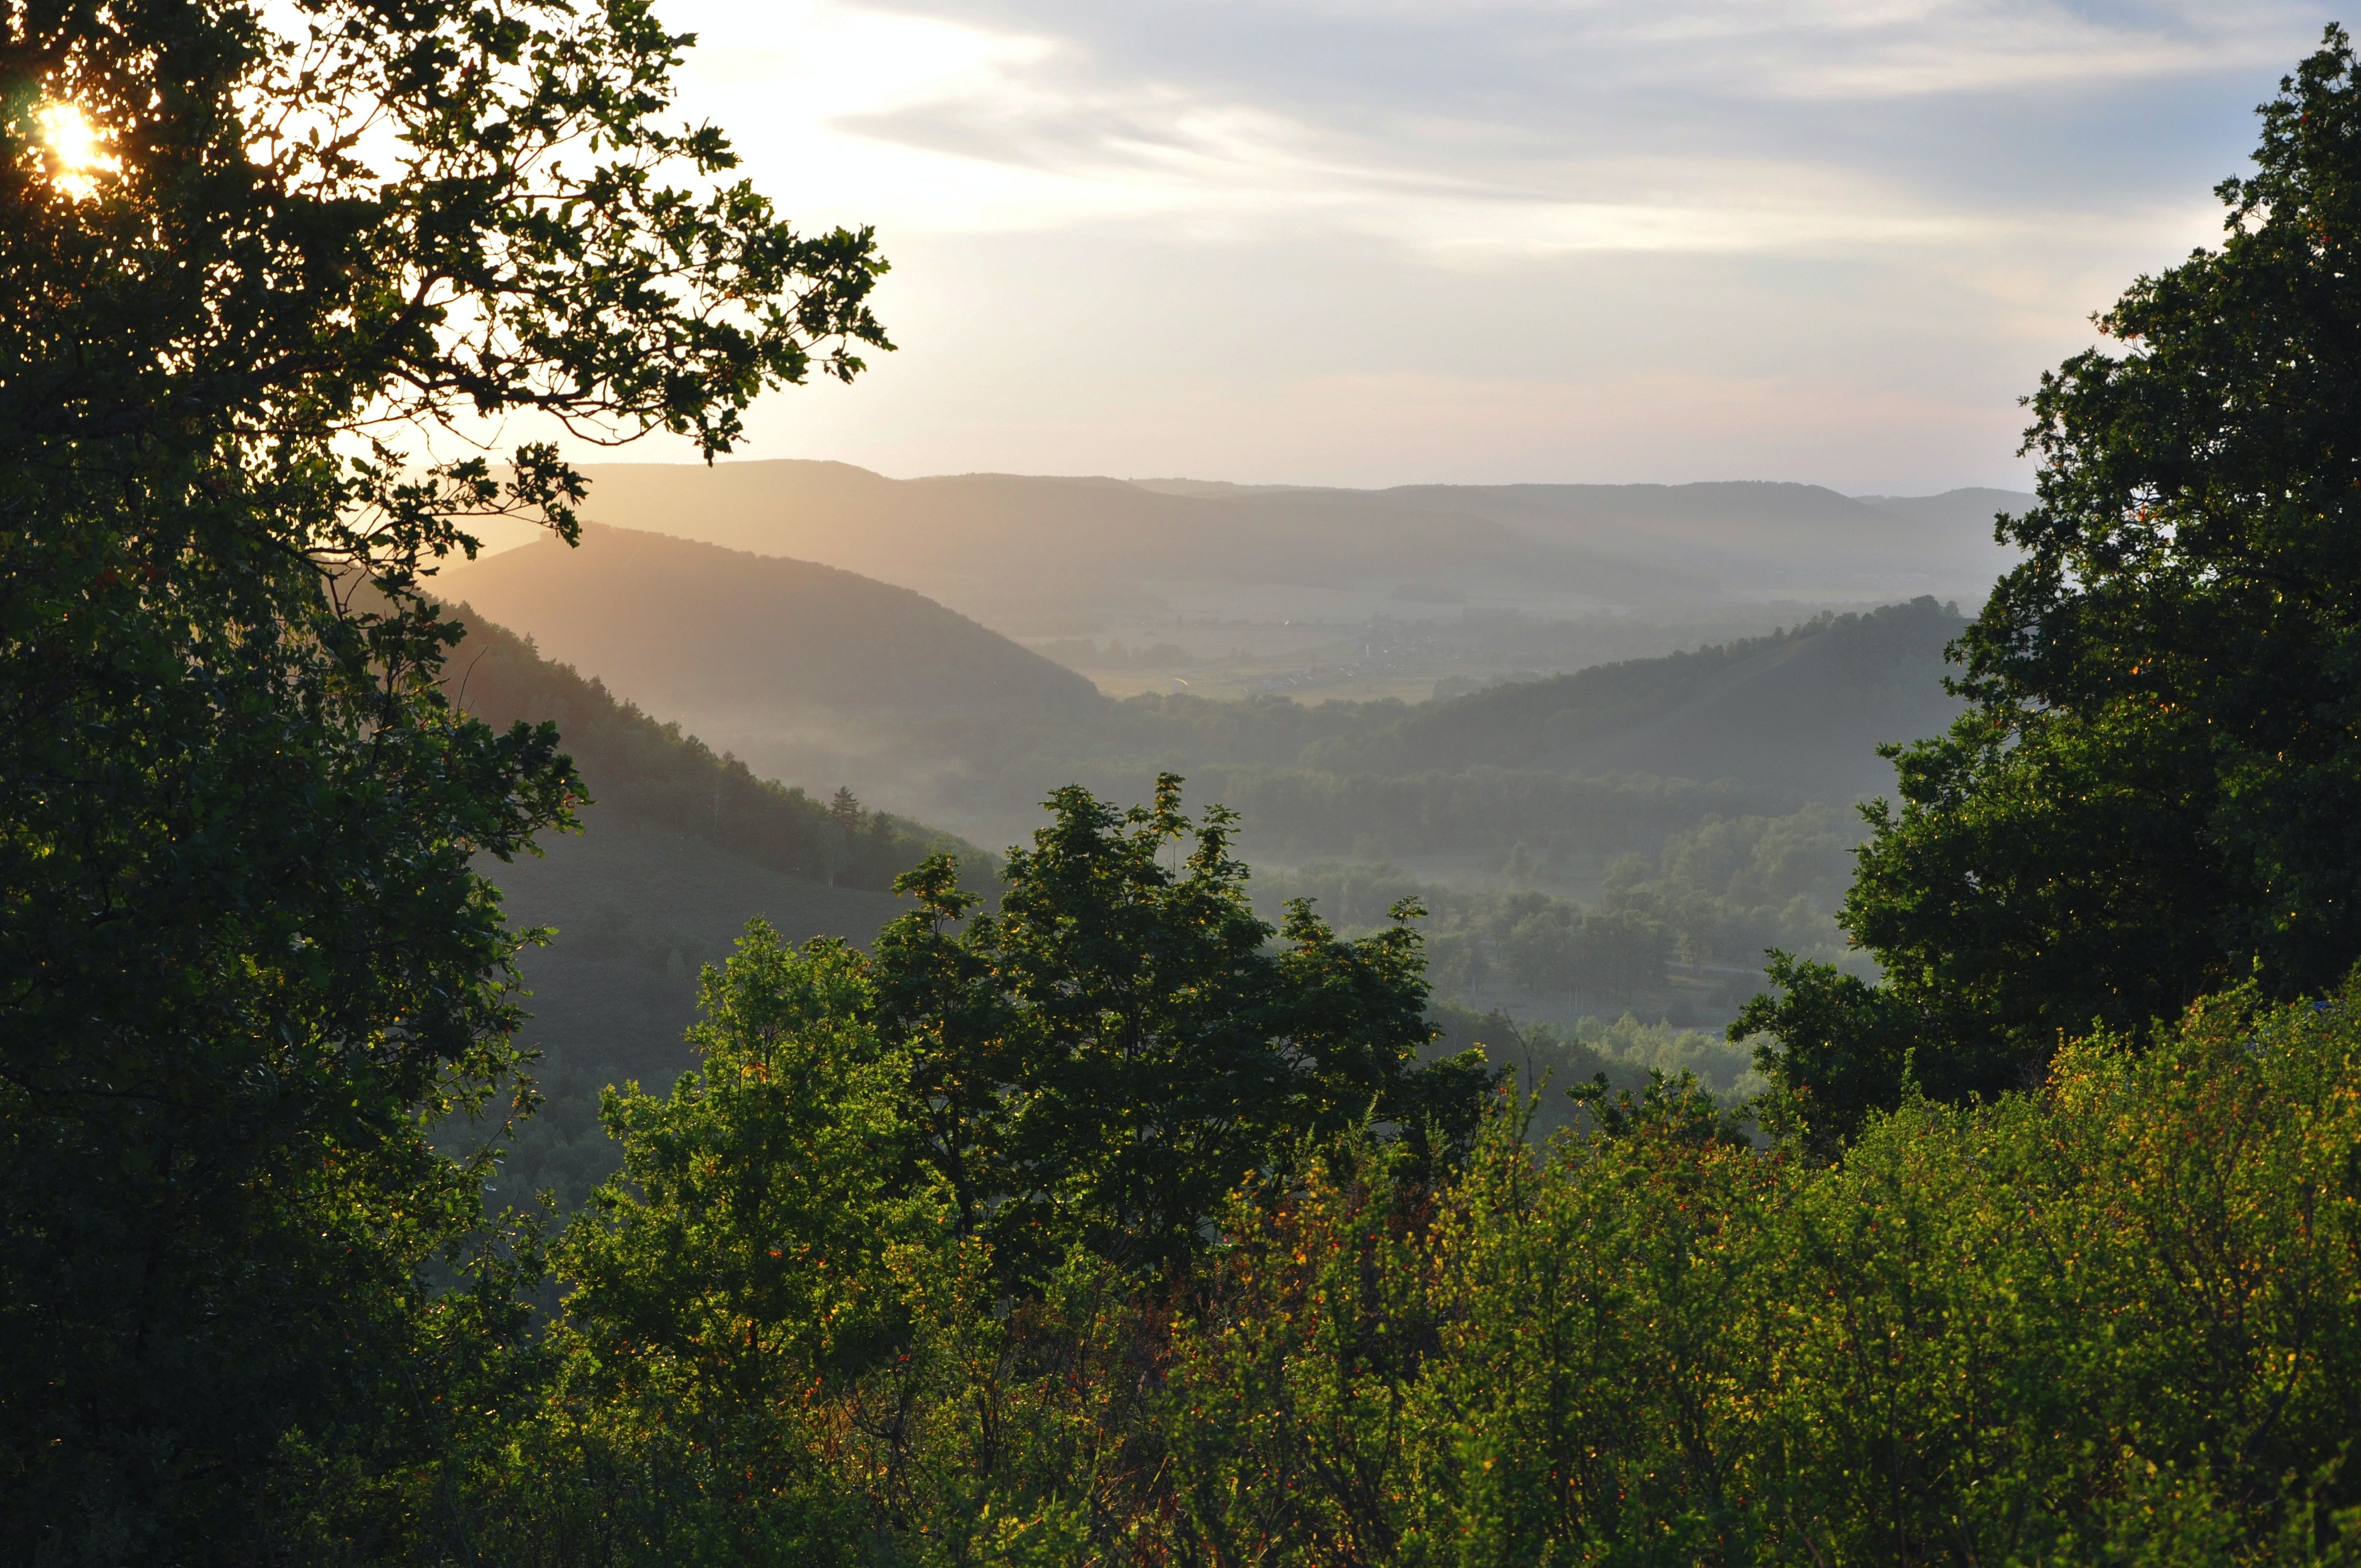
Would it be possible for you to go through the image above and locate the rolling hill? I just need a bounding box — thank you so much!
[1383,482,2024,600]
[437,522,1100,725]
[555,460,1715,621]
[1305,598,1968,801]
[538,462,2024,630]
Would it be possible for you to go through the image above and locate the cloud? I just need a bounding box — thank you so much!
[637,0,2337,488]
[676,0,2315,259]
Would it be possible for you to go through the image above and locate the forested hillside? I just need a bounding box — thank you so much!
[440,605,978,892]
[443,571,1961,1036]
[439,609,970,1208]
[1310,597,1966,796]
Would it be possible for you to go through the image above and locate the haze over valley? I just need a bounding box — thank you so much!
[439,465,2023,1201]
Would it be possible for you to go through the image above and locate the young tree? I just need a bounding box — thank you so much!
[0,0,886,1555]
[1741,27,2361,1146]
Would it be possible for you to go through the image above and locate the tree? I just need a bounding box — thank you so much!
[557,928,928,1522]
[1740,26,2361,1145]
[0,0,886,1555]
[873,776,1493,1283]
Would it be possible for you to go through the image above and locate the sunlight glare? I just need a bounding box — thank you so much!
[39,102,119,200]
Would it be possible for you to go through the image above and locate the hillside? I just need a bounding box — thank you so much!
[1307,598,1967,801]
[1855,487,2034,536]
[437,523,1100,725]
[439,608,966,1206]
[1383,482,2025,600]
[483,809,911,1208]
[441,603,982,891]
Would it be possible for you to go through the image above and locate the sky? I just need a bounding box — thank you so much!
[607,0,2340,492]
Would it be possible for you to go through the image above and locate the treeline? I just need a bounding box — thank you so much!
[1303,596,1963,776]
[1428,1004,1762,1136]
[444,606,978,891]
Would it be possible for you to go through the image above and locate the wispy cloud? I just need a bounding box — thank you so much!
[647,0,2336,488]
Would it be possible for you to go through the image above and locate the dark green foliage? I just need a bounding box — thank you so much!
[0,0,883,1553]
[1732,953,1935,1157]
[1748,31,2361,1140]
[875,776,1493,1282]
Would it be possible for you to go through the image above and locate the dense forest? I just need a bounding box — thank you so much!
[12,5,2361,1567]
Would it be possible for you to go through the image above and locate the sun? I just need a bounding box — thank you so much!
[37,102,119,200]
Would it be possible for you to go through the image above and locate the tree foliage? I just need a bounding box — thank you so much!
[874,775,1493,1283]
[1745,28,2361,1138]
[465,960,2361,1566]
[0,0,885,1553]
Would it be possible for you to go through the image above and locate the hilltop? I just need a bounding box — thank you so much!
[554,460,1707,623]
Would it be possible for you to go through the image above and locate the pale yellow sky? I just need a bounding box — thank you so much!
[519,0,2338,491]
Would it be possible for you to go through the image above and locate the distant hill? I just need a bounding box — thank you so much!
[1382,482,2021,600]
[436,523,1100,725]
[1309,598,1968,801]
[1854,487,2037,536]
[548,462,2016,628]
[559,460,1713,619]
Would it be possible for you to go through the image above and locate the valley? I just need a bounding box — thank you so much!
[431,471,2020,1206]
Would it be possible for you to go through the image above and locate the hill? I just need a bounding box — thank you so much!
[1855,486,2036,534]
[1307,598,1967,801]
[438,607,969,1207]
[556,460,1713,622]
[1381,482,2021,600]
[441,602,982,890]
[437,523,1100,726]
[542,463,2015,634]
